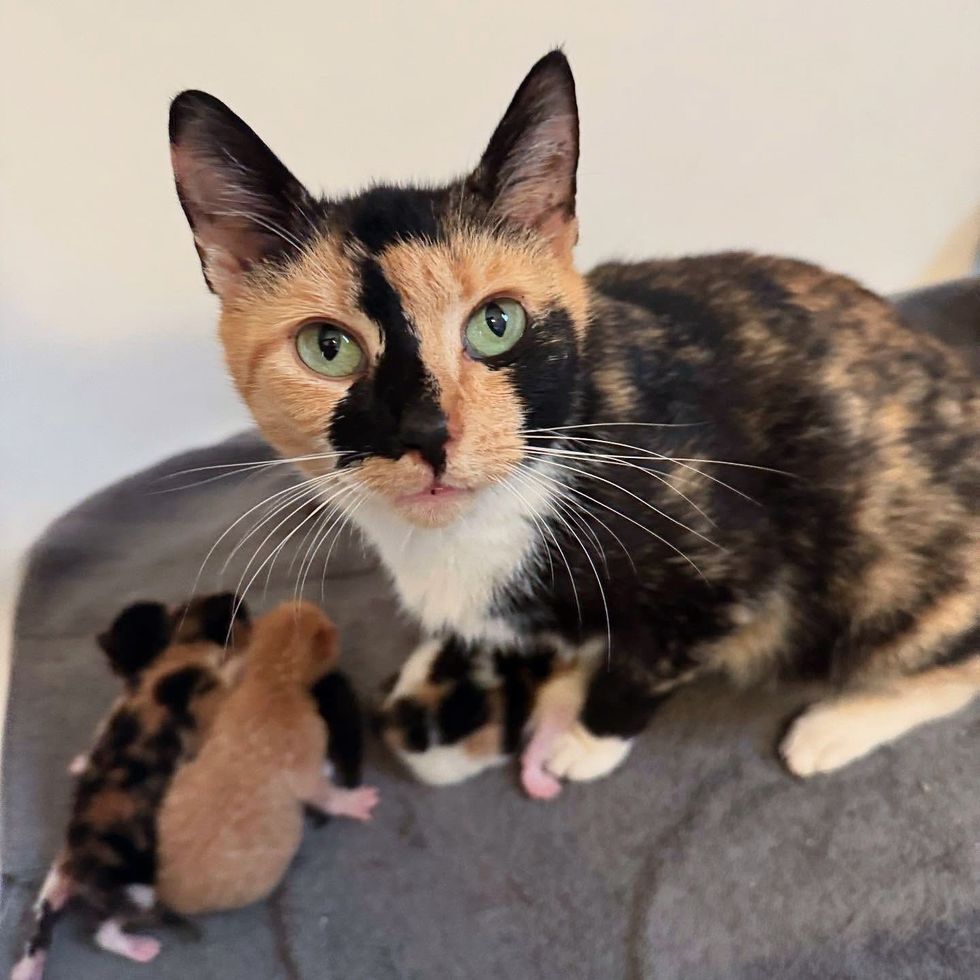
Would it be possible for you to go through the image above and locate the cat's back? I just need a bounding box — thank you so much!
[586,251,978,435]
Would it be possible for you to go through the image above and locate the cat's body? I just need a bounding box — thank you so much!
[167,51,979,791]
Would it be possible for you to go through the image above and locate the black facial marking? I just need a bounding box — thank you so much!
[153,666,215,726]
[503,307,581,433]
[343,186,445,253]
[330,257,448,472]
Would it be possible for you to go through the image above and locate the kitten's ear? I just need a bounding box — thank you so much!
[169,91,315,298]
[98,602,173,682]
[467,50,579,257]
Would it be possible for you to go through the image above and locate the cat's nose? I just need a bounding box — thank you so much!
[397,402,450,473]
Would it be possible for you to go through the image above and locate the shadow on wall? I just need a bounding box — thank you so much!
[0,307,248,558]
[917,204,980,285]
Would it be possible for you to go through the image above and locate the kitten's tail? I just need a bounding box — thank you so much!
[10,861,73,980]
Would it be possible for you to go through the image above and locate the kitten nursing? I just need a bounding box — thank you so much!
[11,597,374,980]
[12,594,251,980]
[158,601,378,915]
[169,50,979,791]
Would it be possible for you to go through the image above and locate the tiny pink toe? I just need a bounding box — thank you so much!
[522,766,562,801]
[335,786,379,821]
[11,952,46,980]
[127,936,161,964]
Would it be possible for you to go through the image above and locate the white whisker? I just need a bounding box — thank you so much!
[522,449,722,551]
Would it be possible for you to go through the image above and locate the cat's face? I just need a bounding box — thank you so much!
[170,51,588,527]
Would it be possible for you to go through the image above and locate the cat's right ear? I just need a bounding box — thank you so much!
[467,50,580,258]
[169,91,315,299]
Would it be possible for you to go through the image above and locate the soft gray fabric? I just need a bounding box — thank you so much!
[3,282,979,979]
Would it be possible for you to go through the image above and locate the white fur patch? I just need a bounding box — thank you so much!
[395,743,507,786]
[350,472,554,644]
[125,884,155,911]
[544,723,634,782]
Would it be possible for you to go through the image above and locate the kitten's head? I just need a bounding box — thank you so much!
[169,51,588,527]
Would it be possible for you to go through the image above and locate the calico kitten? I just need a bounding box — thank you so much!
[11,594,250,980]
[167,51,979,792]
[375,637,602,798]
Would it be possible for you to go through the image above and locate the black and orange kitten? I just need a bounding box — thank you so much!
[168,51,979,795]
[12,595,250,979]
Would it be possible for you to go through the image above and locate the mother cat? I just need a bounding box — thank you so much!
[168,51,979,792]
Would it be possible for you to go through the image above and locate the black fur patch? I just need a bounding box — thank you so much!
[581,665,670,740]
[390,698,430,753]
[429,636,473,683]
[196,592,250,645]
[153,666,216,726]
[311,671,364,788]
[27,899,57,955]
[498,308,581,435]
[437,679,490,744]
[98,824,156,885]
[98,603,172,684]
[342,186,444,253]
[330,258,448,472]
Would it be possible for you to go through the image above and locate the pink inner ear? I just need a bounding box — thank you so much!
[171,144,276,297]
[493,113,577,252]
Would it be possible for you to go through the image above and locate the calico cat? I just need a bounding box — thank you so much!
[167,50,979,793]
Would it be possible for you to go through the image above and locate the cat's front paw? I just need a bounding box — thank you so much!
[780,699,882,776]
[544,723,633,783]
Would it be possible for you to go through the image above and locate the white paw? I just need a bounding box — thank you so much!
[780,701,881,777]
[544,724,633,782]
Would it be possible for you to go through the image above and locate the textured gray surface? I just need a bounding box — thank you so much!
[3,280,979,979]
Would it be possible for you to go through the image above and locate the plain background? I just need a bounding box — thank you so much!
[1,1,979,706]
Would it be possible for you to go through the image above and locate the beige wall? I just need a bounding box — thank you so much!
[2,0,979,559]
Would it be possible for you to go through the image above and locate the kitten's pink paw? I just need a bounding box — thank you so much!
[67,754,87,776]
[95,921,161,963]
[125,937,161,964]
[521,763,563,801]
[11,952,46,980]
[329,786,379,822]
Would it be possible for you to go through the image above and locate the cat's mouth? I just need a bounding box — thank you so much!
[394,479,475,524]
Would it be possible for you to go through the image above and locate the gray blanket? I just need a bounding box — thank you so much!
[3,280,979,979]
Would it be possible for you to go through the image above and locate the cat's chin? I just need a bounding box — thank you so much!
[388,483,477,528]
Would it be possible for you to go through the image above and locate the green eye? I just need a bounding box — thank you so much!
[296,322,365,377]
[464,299,527,359]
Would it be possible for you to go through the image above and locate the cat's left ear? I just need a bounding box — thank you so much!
[169,90,315,299]
[467,50,579,257]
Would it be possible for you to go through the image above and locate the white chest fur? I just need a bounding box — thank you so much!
[350,476,552,643]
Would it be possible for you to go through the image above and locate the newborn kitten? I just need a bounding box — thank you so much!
[156,601,378,915]
[376,636,602,798]
[11,594,250,980]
